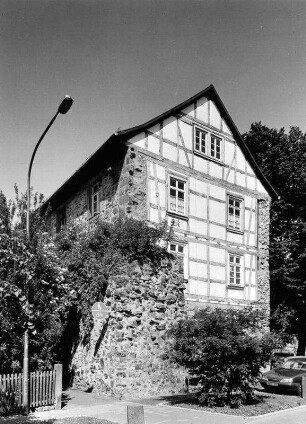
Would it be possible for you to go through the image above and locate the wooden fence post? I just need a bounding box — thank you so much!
[54,364,63,409]
[301,376,306,399]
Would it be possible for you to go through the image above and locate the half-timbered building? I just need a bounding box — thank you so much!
[44,85,275,313]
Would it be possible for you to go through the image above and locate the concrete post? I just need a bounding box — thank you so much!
[301,376,306,399]
[127,405,145,424]
[54,363,63,409]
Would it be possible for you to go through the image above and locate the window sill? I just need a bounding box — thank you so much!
[167,211,189,221]
[227,227,244,235]
[88,212,100,221]
[194,151,224,166]
[227,284,244,290]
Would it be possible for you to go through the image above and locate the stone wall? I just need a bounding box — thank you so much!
[72,256,187,398]
[50,145,147,232]
[118,146,147,220]
[257,198,270,315]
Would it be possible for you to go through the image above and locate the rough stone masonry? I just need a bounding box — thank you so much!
[72,256,187,398]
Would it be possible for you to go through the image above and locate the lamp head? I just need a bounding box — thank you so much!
[58,95,74,114]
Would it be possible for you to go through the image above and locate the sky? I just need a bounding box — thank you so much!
[1,0,306,202]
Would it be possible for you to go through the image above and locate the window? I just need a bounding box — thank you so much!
[91,182,100,215]
[169,177,186,215]
[229,254,242,286]
[210,135,221,160]
[194,127,222,161]
[56,208,66,232]
[169,243,184,254]
[195,128,207,154]
[228,195,243,231]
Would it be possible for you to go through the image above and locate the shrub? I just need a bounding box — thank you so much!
[169,307,284,407]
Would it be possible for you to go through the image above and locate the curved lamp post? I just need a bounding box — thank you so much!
[23,95,73,413]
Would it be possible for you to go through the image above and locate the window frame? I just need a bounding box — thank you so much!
[56,207,66,233]
[169,242,185,255]
[228,252,244,288]
[227,194,244,234]
[210,134,222,160]
[90,181,101,216]
[193,125,223,162]
[167,174,188,218]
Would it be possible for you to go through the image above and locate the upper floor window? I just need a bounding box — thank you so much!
[194,127,222,161]
[229,254,242,286]
[227,195,243,231]
[169,177,186,215]
[195,128,207,154]
[210,135,221,160]
[91,182,100,215]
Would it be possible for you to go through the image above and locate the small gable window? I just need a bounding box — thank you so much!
[210,135,221,160]
[195,128,207,154]
[194,126,223,161]
[56,208,66,232]
[90,182,100,216]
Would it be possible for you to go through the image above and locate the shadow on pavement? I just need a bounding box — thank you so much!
[0,416,116,424]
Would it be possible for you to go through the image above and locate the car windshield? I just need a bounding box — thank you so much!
[282,359,306,369]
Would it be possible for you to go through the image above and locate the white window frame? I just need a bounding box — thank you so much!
[227,194,244,232]
[210,134,222,160]
[168,175,187,216]
[228,253,243,287]
[169,242,185,255]
[194,127,207,155]
[194,126,223,162]
[91,182,100,216]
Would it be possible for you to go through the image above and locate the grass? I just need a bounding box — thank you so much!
[159,389,306,416]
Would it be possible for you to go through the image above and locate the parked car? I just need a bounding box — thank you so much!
[260,356,306,395]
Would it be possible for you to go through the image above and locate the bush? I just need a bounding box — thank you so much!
[169,307,284,407]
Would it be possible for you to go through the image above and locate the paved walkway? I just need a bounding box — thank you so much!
[33,390,249,424]
[30,389,306,424]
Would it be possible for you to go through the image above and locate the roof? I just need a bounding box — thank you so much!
[42,84,276,213]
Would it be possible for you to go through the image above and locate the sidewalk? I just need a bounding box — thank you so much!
[33,389,249,424]
[31,389,306,424]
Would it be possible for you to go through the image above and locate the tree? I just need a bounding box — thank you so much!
[169,307,282,407]
[0,189,170,376]
[0,189,67,373]
[243,123,306,353]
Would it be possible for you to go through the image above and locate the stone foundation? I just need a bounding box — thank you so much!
[72,257,187,398]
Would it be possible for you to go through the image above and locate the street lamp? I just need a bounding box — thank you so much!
[23,95,73,414]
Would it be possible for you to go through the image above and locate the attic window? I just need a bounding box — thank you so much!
[90,182,100,216]
[194,126,222,162]
[210,135,221,160]
[56,208,66,232]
